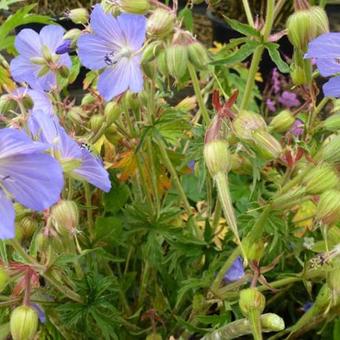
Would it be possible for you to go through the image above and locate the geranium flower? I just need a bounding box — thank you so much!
[223,256,245,282]
[305,33,340,97]
[10,25,71,91]
[28,111,111,192]
[0,128,63,239]
[77,4,146,101]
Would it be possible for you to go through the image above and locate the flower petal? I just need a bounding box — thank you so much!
[128,56,143,93]
[117,13,146,50]
[10,56,40,86]
[15,29,41,58]
[77,34,113,70]
[39,25,65,51]
[0,128,47,159]
[0,153,63,210]
[90,4,125,47]
[97,58,130,100]
[74,148,111,192]
[0,189,15,240]
[323,76,340,98]
[315,58,340,77]
[305,33,340,59]
[28,90,54,115]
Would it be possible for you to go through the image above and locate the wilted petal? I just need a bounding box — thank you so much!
[0,128,47,158]
[315,58,340,77]
[39,25,65,51]
[15,29,41,58]
[323,76,340,98]
[77,34,113,70]
[74,148,111,192]
[117,13,146,50]
[0,189,15,240]
[305,33,340,59]
[0,153,63,210]
[97,58,130,100]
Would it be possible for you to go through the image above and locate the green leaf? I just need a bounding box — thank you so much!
[103,182,129,214]
[179,7,193,31]
[265,43,290,73]
[211,41,259,66]
[224,17,260,37]
[95,216,123,246]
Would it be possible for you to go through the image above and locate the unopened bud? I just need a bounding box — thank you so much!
[188,41,210,70]
[81,93,95,106]
[147,8,175,38]
[292,200,316,236]
[303,164,338,194]
[119,0,150,14]
[252,130,283,160]
[16,216,37,240]
[244,238,265,262]
[142,41,162,64]
[316,134,340,164]
[316,190,340,225]
[0,267,9,292]
[175,96,196,112]
[10,305,38,340]
[104,101,121,124]
[89,114,105,132]
[239,288,266,317]
[322,114,340,132]
[67,8,89,24]
[269,110,295,133]
[166,44,188,80]
[204,140,230,176]
[63,28,81,44]
[287,6,329,51]
[68,106,86,124]
[291,62,307,86]
[0,94,15,113]
[51,200,79,234]
[233,111,267,141]
[146,334,162,340]
[261,313,285,332]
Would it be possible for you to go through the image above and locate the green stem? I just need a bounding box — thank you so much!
[188,63,210,125]
[83,182,94,240]
[242,0,254,27]
[9,239,83,303]
[248,310,263,340]
[240,0,275,110]
[308,96,330,131]
[319,0,327,8]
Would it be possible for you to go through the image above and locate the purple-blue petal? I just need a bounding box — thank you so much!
[14,29,41,58]
[27,90,54,115]
[127,56,144,93]
[305,33,340,59]
[0,189,15,240]
[56,39,72,55]
[0,153,63,211]
[39,25,66,52]
[223,256,245,282]
[315,58,340,77]
[323,76,340,98]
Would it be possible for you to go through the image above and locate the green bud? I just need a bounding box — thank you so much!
[269,110,295,133]
[147,8,175,38]
[316,134,340,164]
[67,8,89,24]
[16,216,37,240]
[51,200,79,234]
[104,101,121,125]
[188,41,210,70]
[68,106,86,124]
[316,190,340,225]
[0,267,9,292]
[252,130,283,160]
[291,62,307,86]
[119,0,150,14]
[146,334,162,340]
[303,164,338,194]
[175,96,196,112]
[0,94,15,114]
[239,288,266,316]
[142,41,162,64]
[157,50,168,76]
[243,238,265,262]
[81,93,95,106]
[233,111,267,141]
[287,6,329,51]
[10,305,38,340]
[63,28,81,45]
[166,44,188,80]
[89,114,105,133]
[322,114,340,132]
[204,140,230,176]
[104,125,119,144]
[261,313,285,332]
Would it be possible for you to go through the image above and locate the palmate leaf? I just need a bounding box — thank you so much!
[0,4,53,53]
[224,17,261,38]
[265,42,290,73]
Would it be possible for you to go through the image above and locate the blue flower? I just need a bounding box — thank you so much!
[28,110,111,192]
[0,128,63,239]
[10,25,71,91]
[223,256,245,282]
[77,4,146,101]
[305,33,340,97]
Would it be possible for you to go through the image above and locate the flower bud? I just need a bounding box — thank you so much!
[291,62,307,86]
[157,50,168,76]
[252,130,283,160]
[243,238,265,262]
[68,106,86,124]
[188,41,210,70]
[233,111,267,141]
[204,140,230,176]
[147,8,175,38]
[322,114,340,132]
[50,200,79,234]
[166,44,188,80]
[269,110,295,133]
[119,0,150,14]
[16,216,37,240]
[261,313,285,332]
[63,28,81,44]
[239,288,266,317]
[67,8,89,24]
[316,135,340,164]
[142,41,162,64]
[292,200,316,236]
[104,101,121,125]
[0,94,15,113]
[81,93,95,106]
[175,96,196,112]
[10,305,38,340]
[0,267,9,292]
[303,164,338,194]
[316,190,340,225]
[230,153,252,175]
[89,114,105,133]
[287,6,329,51]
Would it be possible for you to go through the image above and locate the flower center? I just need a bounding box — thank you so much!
[104,47,132,66]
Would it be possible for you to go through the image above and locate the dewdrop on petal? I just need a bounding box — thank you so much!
[316,190,340,225]
[147,8,175,38]
[269,110,295,133]
[10,305,39,340]
[119,0,150,14]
